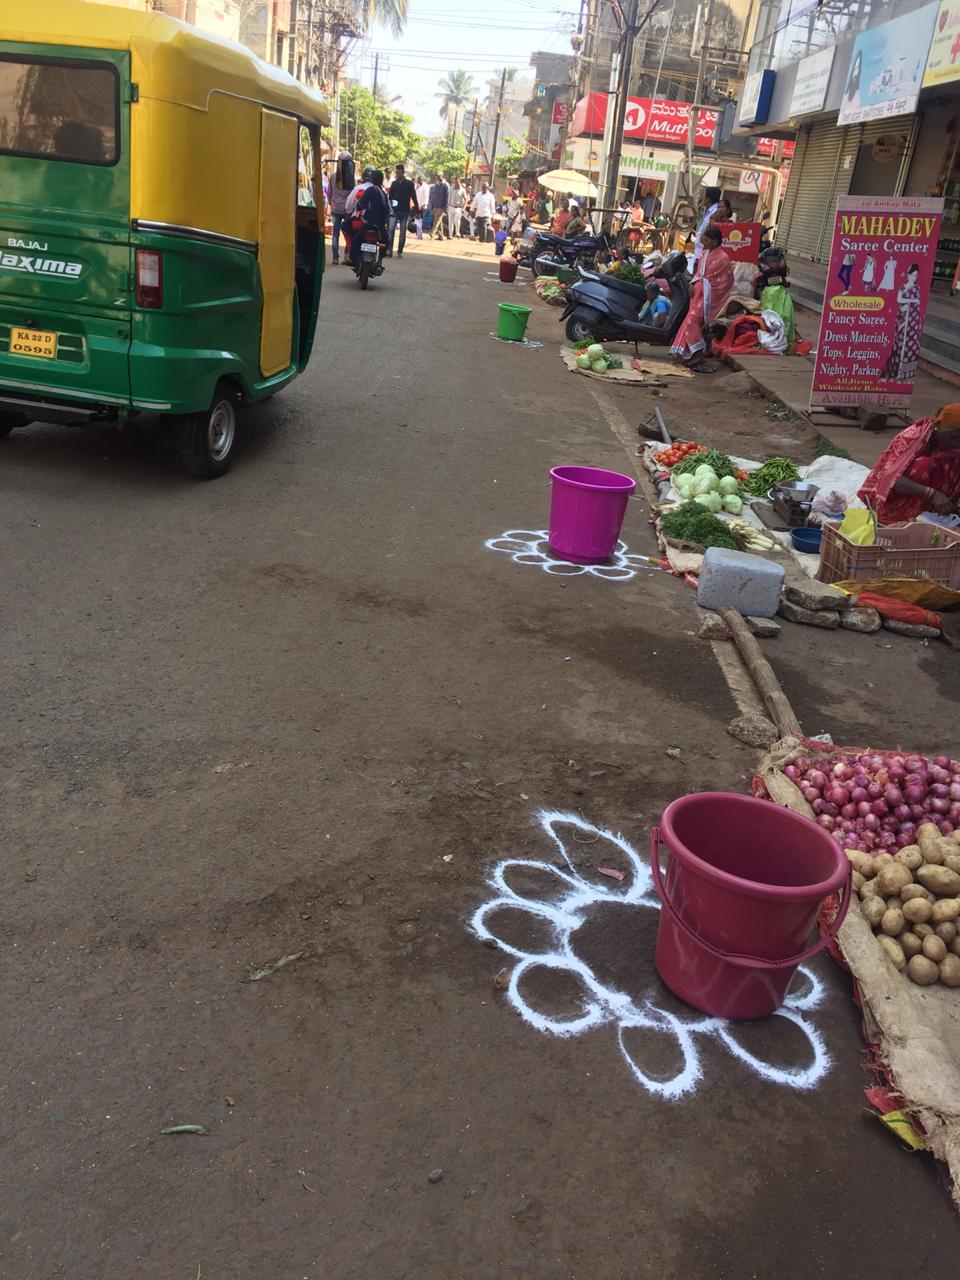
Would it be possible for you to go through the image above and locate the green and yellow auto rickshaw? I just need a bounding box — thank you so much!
[0,0,327,477]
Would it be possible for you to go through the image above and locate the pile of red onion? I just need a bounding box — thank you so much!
[784,752,960,851]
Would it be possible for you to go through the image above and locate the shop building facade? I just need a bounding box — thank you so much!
[738,0,960,371]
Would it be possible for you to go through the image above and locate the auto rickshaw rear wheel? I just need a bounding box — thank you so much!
[0,412,28,437]
[181,382,238,480]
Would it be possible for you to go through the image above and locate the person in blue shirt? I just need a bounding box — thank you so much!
[639,282,671,327]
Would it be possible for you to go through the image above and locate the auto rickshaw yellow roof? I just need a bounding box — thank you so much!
[1,0,330,126]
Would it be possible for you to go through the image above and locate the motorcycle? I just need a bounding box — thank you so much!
[559,251,691,346]
[353,227,386,290]
[528,227,618,278]
[753,245,789,299]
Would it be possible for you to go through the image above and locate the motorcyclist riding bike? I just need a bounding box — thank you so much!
[345,167,389,271]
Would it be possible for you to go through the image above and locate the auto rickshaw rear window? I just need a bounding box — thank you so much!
[0,56,119,166]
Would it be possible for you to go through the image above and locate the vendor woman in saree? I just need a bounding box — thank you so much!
[671,227,734,366]
[859,405,960,521]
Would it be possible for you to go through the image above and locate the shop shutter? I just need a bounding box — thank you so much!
[815,117,914,258]
[782,119,845,260]
[776,125,806,247]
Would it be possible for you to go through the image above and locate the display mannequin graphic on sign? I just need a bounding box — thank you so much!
[881,263,922,382]
[879,256,897,290]
[837,251,856,294]
[861,253,876,291]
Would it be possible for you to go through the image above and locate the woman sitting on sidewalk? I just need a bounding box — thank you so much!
[671,226,734,368]
[859,405,960,522]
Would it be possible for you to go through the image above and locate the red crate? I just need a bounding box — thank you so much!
[817,520,960,588]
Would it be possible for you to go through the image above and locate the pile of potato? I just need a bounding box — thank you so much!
[848,823,960,987]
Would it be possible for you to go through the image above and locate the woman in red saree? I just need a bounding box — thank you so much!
[671,227,734,366]
[859,405,960,522]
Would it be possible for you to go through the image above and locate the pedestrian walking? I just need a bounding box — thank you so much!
[447,177,466,239]
[471,181,496,245]
[387,163,420,258]
[328,150,355,266]
[428,174,450,238]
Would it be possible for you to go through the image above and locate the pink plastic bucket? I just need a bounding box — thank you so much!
[651,792,851,1020]
[548,465,636,563]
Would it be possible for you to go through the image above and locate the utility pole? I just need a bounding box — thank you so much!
[601,0,643,217]
[682,0,716,198]
[304,0,315,85]
[287,0,299,76]
[372,52,380,97]
[488,67,507,194]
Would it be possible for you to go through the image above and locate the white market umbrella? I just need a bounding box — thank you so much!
[537,168,599,199]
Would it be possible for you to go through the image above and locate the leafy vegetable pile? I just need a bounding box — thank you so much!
[671,462,744,515]
[743,456,801,497]
[671,448,738,479]
[574,342,623,373]
[612,261,646,285]
[660,501,738,550]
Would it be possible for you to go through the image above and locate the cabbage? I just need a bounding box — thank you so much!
[718,475,739,496]
[693,471,719,495]
[694,463,715,478]
[722,494,743,514]
[694,492,722,512]
[576,354,592,369]
[675,476,695,498]
[586,344,605,360]
[590,359,606,373]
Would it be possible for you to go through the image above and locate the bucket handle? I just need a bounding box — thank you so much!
[650,828,851,971]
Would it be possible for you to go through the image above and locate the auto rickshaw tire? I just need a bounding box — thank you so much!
[180,383,238,480]
[0,412,27,437]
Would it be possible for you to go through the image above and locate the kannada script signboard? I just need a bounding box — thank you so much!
[811,196,944,409]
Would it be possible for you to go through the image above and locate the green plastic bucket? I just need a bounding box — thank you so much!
[497,303,532,341]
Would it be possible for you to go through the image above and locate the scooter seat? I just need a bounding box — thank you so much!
[601,275,652,302]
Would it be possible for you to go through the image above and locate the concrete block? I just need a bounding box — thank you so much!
[746,615,781,638]
[884,620,941,639]
[727,713,779,748]
[841,606,882,633]
[783,581,849,612]
[697,546,785,619]
[779,599,840,628]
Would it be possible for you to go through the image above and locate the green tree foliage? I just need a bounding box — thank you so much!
[338,85,422,169]
[496,137,526,180]
[415,135,468,180]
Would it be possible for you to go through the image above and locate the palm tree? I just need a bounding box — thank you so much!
[365,0,409,39]
[436,69,476,122]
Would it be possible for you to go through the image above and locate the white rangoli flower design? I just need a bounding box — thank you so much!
[485,530,648,580]
[469,810,831,1099]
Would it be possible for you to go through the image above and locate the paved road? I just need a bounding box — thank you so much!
[2,241,956,1278]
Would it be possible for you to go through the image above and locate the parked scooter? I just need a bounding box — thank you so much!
[560,251,690,346]
[353,227,386,290]
[753,245,789,299]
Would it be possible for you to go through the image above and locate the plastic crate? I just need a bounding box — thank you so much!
[816,520,960,588]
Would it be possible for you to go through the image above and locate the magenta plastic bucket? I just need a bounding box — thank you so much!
[651,792,851,1020]
[548,465,636,563]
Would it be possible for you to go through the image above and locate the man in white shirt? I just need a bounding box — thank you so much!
[471,182,496,244]
[692,185,721,270]
[415,178,430,217]
[447,177,466,238]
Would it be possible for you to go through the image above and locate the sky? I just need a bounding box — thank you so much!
[344,0,580,138]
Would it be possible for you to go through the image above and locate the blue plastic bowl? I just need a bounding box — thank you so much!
[790,526,822,553]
